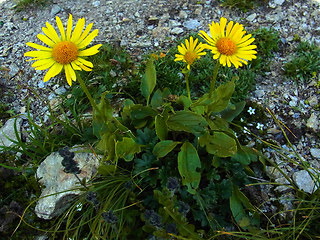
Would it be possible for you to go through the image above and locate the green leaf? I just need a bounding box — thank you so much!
[150,88,171,108]
[176,95,192,109]
[207,80,235,113]
[97,165,117,176]
[230,186,260,230]
[220,101,246,122]
[199,132,237,157]
[141,58,156,103]
[130,104,158,128]
[155,114,168,140]
[115,137,141,162]
[178,142,201,194]
[231,146,257,165]
[167,110,208,135]
[152,140,180,158]
[96,132,116,161]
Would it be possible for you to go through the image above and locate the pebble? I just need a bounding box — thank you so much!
[306,112,319,132]
[183,19,200,30]
[50,5,61,16]
[171,27,184,35]
[246,13,257,22]
[293,170,318,194]
[310,148,320,159]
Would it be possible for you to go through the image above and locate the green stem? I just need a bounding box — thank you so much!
[185,72,191,100]
[209,61,220,98]
[76,72,101,115]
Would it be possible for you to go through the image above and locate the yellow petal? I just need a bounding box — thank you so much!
[225,21,234,37]
[75,57,93,68]
[56,16,66,41]
[65,63,76,81]
[219,55,227,66]
[64,65,72,86]
[178,45,187,55]
[79,64,92,71]
[37,34,55,47]
[71,61,82,71]
[71,18,85,42]
[45,22,61,43]
[35,60,55,70]
[43,62,63,82]
[67,14,73,40]
[75,23,93,45]
[26,42,52,51]
[32,58,55,68]
[78,29,99,49]
[219,17,227,37]
[25,50,52,58]
[78,44,102,56]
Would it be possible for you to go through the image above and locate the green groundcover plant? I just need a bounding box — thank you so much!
[2,13,319,240]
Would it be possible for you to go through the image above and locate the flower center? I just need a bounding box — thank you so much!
[216,38,237,56]
[184,51,198,65]
[52,41,78,65]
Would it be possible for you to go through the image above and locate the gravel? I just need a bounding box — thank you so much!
[0,0,320,191]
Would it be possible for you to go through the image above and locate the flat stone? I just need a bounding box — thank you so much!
[246,13,257,22]
[0,118,22,150]
[35,148,99,219]
[293,170,318,194]
[306,112,319,132]
[171,27,184,35]
[183,19,200,30]
[50,5,61,16]
[310,148,320,159]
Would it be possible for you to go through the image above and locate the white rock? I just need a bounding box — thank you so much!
[310,148,320,159]
[183,19,200,30]
[179,10,188,19]
[306,112,319,131]
[274,0,285,5]
[0,118,22,150]
[171,27,184,35]
[35,148,99,219]
[293,170,318,194]
[246,13,257,22]
[50,5,61,16]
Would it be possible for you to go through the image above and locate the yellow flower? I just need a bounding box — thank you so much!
[25,14,102,86]
[199,17,257,68]
[174,36,206,70]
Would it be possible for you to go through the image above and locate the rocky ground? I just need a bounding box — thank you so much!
[0,0,320,194]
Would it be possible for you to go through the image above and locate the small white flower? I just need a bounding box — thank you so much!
[76,202,83,211]
[240,117,245,122]
[256,123,264,130]
[247,107,255,115]
[243,126,249,134]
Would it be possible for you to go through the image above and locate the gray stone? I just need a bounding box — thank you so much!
[246,13,257,22]
[310,148,320,159]
[183,19,200,30]
[293,170,318,194]
[54,86,66,95]
[306,112,319,131]
[307,95,318,107]
[92,1,100,7]
[171,27,184,35]
[35,148,99,219]
[50,5,61,16]
[0,118,22,149]
[179,10,188,19]
[274,0,285,5]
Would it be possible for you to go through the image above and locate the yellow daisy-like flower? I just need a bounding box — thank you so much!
[174,36,206,70]
[199,17,257,68]
[24,14,102,86]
